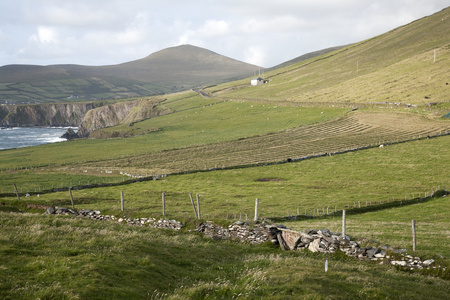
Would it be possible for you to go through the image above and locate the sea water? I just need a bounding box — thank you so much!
[0,127,76,150]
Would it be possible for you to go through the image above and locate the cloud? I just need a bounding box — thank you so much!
[32,26,58,44]
[244,46,267,66]
[198,20,230,37]
[0,0,449,67]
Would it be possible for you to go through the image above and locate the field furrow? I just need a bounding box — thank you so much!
[84,111,450,176]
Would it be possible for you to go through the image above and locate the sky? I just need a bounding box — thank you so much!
[0,1,448,68]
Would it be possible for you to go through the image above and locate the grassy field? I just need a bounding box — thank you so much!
[285,195,450,258]
[207,7,450,106]
[1,211,449,299]
[0,100,349,171]
[2,135,447,223]
[0,8,449,299]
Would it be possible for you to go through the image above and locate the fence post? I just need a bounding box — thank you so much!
[189,193,198,219]
[342,210,346,237]
[412,220,416,251]
[121,191,124,212]
[13,184,20,201]
[162,192,165,216]
[69,188,75,210]
[196,193,201,219]
[254,198,259,221]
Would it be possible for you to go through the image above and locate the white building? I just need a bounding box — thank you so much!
[251,77,265,86]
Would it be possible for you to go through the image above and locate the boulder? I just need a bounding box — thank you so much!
[44,206,55,214]
[422,259,435,267]
[308,239,321,252]
[366,247,380,258]
[61,128,79,140]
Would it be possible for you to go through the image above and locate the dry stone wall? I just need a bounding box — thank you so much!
[44,207,444,272]
[195,221,444,272]
[44,206,182,230]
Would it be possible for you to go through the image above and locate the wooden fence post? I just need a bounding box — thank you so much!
[69,188,75,210]
[121,191,124,212]
[162,192,165,216]
[13,184,20,201]
[189,193,198,219]
[342,210,346,237]
[412,220,416,251]
[254,198,259,221]
[196,193,201,219]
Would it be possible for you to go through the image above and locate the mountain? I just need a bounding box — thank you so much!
[266,45,346,71]
[0,45,261,104]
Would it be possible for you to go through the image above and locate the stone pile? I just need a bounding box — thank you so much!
[44,206,183,230]
[117,216,183,230]
[390,255,439,271]
[43,209,441,272]
[195,221,282,244]
[195,221,440,271]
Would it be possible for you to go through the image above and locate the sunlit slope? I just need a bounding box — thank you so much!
[0,97,347,170]
[209,7,450,105]
[82,111,450,175]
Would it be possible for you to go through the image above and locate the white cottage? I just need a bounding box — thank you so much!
[251,77,265,86]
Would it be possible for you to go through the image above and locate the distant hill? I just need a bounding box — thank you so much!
[0,45,261,104]
[266,45,346,71]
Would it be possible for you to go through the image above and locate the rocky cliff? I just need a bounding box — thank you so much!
[0,98,170,138]
[0,102,98,127]
[76,98,171,138]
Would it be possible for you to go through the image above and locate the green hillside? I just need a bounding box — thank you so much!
[0,7,449,299]
[207,7,450,106]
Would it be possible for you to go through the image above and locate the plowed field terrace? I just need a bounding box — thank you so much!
[84,111,450,176]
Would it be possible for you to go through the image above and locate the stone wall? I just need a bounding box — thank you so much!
[195,221,444,271]
[44,207,444,272]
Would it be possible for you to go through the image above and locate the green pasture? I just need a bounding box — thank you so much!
[3,136,447,222]
[0,171,125,195]
[210,45,449,106]
[285,195,450,258]
[1,211,449,299]
[0,101,348,170]
[160,91,221,111]
[207,8,450,106]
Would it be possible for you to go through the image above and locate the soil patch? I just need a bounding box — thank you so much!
[255,178,285,182]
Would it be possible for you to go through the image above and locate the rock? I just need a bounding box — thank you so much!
[391,261,407,267]
[423,259,435,267]
[55,207,70,214]
[308,239,321,252]
[44,207,55,214]
[60,128,79,140]
[366,248,380,258]
[67,209,78,216]
[300,234,314,244]
[393,248,407,253]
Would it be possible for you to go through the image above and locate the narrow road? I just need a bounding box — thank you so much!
[192,88,211,98]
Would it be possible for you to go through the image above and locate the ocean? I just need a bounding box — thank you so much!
[0,127,77,150]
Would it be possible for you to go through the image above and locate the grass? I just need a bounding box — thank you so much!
[0,9,449,299]
[1,211,449,299]
[207,8,450,107]
[286,195,450,257]
[0,100,348,171]
[2,135,448,224]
